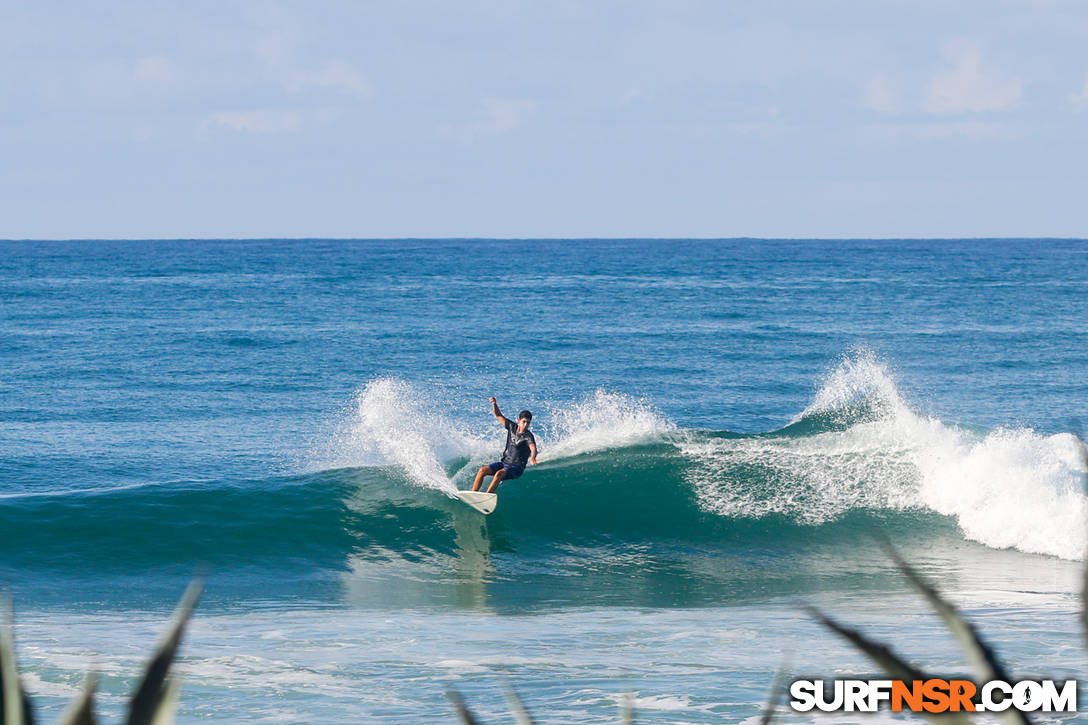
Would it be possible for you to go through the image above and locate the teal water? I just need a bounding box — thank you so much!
[1,239,1086,722]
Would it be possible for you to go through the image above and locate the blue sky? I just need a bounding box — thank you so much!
[2,1,1087,238]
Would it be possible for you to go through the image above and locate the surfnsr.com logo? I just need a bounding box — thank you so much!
[789,679,1078,714]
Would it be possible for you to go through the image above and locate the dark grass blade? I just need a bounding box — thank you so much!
[882,542,1029,725]
[759,664,788,725]
[125,579,202,725]
[59,673,98,725]
[502,683,536,725]
[806,605,972,725]
[1076,430,1088,652]
[1083,561,1088,659]
[0,597,35,725]
[805,605,928,682]
[149,679,180,725]
[618,693,634,725]
[883,541,1015,683]
[446,690,482,725]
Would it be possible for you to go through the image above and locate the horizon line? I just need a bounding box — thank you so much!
[2,236,1086,243]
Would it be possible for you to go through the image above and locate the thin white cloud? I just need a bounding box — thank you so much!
[246,24,372,100]
[925,46,1022,114]
[201,109,303,135]
[287,60,372,98]
[131,56,180,86]
[862,73,895,112]
[35,56,185,108]
[446,98,538,144]
[862,119,1021,142]
[199,107,343,137]
[1069,72,1088,109]
[474,98,537,135]
[620,84,650,106]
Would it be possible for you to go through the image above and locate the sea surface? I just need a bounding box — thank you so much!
[1,238,1086,723]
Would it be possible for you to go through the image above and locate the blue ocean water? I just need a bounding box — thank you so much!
[1,239,1086,722]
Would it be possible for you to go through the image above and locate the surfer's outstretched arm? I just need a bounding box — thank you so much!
[529,442,538,465]
[489,396,507,425]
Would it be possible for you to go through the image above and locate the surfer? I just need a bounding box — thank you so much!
[471,397,538,494]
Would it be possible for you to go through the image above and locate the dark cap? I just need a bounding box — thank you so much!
[518,410,532,421]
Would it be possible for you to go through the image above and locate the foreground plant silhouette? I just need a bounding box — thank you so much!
[0,580,202,725]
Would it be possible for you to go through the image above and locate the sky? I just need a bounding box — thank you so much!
[2,0,1087,238]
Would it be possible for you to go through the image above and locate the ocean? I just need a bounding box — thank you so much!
[1,238,1086,722]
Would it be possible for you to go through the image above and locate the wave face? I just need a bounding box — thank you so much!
[3,352,1085,594]
[313,351,1088,560]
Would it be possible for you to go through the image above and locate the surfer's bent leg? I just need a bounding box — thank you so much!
[472,465,492,492]
[486,469,507,494]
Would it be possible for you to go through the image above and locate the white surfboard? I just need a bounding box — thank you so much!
[456,490,497,515]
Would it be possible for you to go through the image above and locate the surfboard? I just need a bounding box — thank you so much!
[456,490,497,515]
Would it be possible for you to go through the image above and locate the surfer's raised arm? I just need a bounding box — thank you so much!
[489,396,507,425]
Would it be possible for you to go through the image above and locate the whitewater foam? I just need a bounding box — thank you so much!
[686,351,1088,560]
[680,419,922,523]
[915,427,1088,560]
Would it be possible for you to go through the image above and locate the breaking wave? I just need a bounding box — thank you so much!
[3,353,1085,574]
